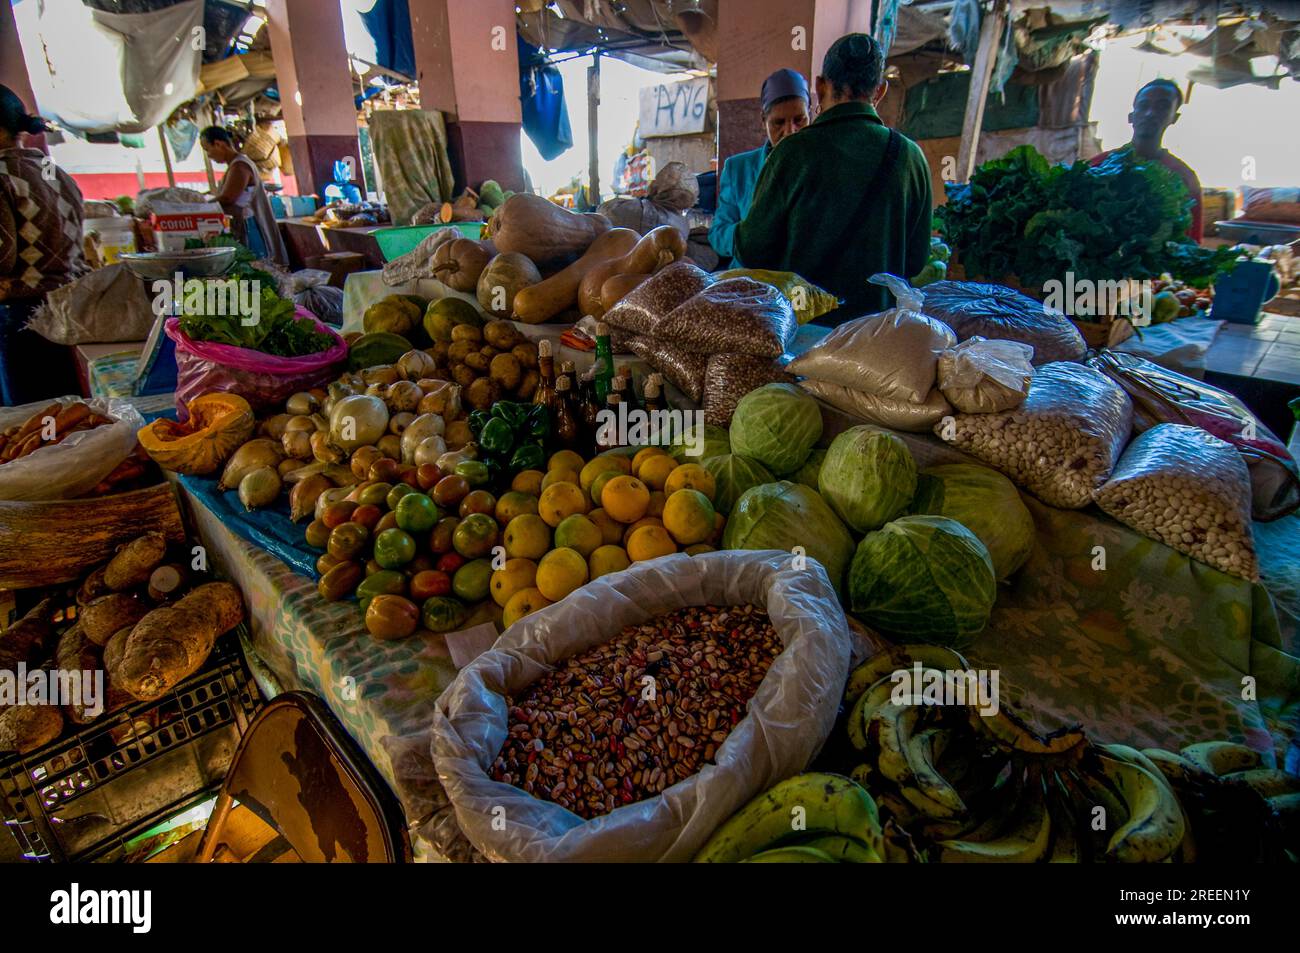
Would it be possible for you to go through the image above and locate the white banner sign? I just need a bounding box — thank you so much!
[638,77,710,138]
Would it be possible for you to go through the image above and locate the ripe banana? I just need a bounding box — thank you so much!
[847,677,896,751]
[871,693,923,785]
[1140,747,1216,787]
[1063,767,1130,860]
[694,773,881,863]
[1104,744,1194,863]
[938,771,1052,862]
[850,763,876,789]
[1180,740,1261,777]
[1220,768,1300,799]
[949,762,1028,843]
[843,644,969,707]
[901,727,967,819]
[797,833,883,863]
[1096,754,1185,863]
[743,846,838,863]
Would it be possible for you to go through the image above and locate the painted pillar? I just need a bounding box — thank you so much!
[409,0,525,193]
[1,0,46,154]
[265,0,361,197]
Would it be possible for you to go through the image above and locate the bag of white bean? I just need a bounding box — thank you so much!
[1093,423,1258,581]
[934,361,1133,508]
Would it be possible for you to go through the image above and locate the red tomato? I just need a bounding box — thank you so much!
[416,463,442,491]
[351,503,383,530]
[436,552,466,574]
[410,569,453,601]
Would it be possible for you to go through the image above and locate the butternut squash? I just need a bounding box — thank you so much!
[487,193,611,268]
[597,273,651,314]
[577,226,688,316]
[512,228,641,324]
[431,239,492,292]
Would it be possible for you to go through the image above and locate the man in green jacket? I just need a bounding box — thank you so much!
[734,33,933,319]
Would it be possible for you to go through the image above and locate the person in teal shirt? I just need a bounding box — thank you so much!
[709,69,810,264]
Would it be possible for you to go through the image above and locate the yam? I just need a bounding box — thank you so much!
[103,532,168,591]
[55,623,105,725]
[0,598,55,677]
[0,703,64,754]
[80,592,150,646]
[77,566,111,606]
[115,582,244,701]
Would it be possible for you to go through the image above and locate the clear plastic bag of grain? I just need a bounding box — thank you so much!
[628,335,709,402]
[935,361,1133,509]
[1093,423,1258,581]
[604,260,714,336]
[703,353,793,427]
[937,337,1035,414]
[655,277,798,358]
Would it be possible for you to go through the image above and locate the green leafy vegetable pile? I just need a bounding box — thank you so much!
[938,146,1238,291]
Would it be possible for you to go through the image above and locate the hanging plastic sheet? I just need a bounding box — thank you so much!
[360,0,417,79]
[518,38,574,161]
[874,0,902,58]
[164,119,200,163]
[13,0,203,135]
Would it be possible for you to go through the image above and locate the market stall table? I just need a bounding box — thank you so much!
[280,216,385,271]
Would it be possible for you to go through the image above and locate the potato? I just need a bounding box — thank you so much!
[450,324,483,345]
[0,704,64,754]
[464,351,489,373]
[447,340,474,365]
[81,592,150,646]
[451,363,478,389]
[515,368,540,400]
[465,377,498,411]
[490,353,522,390]
[116,583,244,701]
[103,532,169,591]
[512,343,538,370]
[483,320,520,350]
[429,341,451,365]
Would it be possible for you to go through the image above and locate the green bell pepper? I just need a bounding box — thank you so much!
[508,442,546,472]
[525,403,550,440]
[479,416,515,455]
[468,409,491,437]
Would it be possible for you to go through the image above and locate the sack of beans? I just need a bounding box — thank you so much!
[935,361,1133,508]
[431,550,854,862]
[627,335,709,402]
[802,378,952,433]
[702,353,794,427]
[655,277,798,358]
[1094,423,1258,581]
[605,261,714,337]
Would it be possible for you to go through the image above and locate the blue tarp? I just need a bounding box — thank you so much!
[519,37,573,161]
[360,0,416,79]
[179,471,321,579]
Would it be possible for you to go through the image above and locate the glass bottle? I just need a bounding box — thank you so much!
[553,376,580,450]
[577,366,602,454]
[593,322,615,404]
[533,338,559,415]
[595,394,623,453]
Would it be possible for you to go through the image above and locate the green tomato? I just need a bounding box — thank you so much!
[373,528,417,569]
[422,596,468,633]
[386,482,418,511]
[455,460,491,487]
[395,491,440,533]
[356,570,407,607]
[452,558,493,602]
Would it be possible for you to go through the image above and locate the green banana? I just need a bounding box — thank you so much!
[743,846,838,863]
[1097,754,1185,863]
[1063,767,1129,859]
[694,773,881,863]
[1180,740,1261,777]
[871,693,922,785]
[1104,744,1194,863]
[797,834,883,863]
[1044,773,1081,863]
[1220,768,1300,799]
[847,676,895,751]
[938,771,1052,862]
[901,726,967,819]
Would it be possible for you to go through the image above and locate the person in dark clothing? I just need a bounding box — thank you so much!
[734,34,933,319]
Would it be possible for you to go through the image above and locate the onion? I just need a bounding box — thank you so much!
[329,395,389,451]
[398,349,438,380]
[414,435,448,468]
[361,364,401,387]
[238,466,282,511]
[285,391,319,416]
[282,430,313,460]
[388,412,416,435]
[315,486,352,522]
[219,438,285,491]
[400,413,446,464]
[386,380,423,414]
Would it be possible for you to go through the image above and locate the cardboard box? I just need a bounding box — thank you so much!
[149,201,228,251]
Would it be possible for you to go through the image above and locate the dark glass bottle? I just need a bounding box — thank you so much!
[533,338,559,416]
[595,394,623,453]
[553,375,580,450]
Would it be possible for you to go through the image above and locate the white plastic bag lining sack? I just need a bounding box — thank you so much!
[431,550,853,862]
[788,273,957,404]
[0,397,145,501]
[937,337,1036,414]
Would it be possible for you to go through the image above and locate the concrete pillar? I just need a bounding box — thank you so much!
[265,0,361,197]
[1,1,46,154]
[715,0,871,164]
[409,0,525,194]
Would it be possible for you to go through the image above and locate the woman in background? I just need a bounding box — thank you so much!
[0,84,84,404]
[199,125,289,266]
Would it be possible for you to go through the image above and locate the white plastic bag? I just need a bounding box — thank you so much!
[0,396,145,501]
[789,274,957,404]
[801,378,952,432]
[937,337,1035,414]
[431,550,853,863]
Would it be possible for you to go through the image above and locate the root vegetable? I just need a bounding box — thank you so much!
[77,567,111,606]
[0,598,55,677]
[0,703,63,753]
[103,532,168,591]
[56,623,104,725]
[147,563,190,602]
[218,438,285,491]
[81,592,150,646]
[116,582,244,701]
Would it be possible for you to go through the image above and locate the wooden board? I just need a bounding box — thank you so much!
[0,483,186,590]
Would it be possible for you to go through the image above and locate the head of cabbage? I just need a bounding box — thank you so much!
[848,515,996,648]
[819,426,916,533]
[728,382,822,475]
[910,464,1034,581]
[722,480,854,593]
[667,423,731,464]
[701,454,774,514]
[792,448,826,490]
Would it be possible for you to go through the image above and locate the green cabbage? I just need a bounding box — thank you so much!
[792,448,826,490]
[668,424,731,463]
[848,515,996,647]
[910,464,1034,581]
[728,382,822,475]
[722,481,854,593]
[819,426,916,533]
[701,454,774,515]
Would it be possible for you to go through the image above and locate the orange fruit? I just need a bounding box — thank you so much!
[511,469,545,496]
[589,469,622,511]
[626,524,677,562]
[622,516,664,547]
[684,544,714,556]
[664,463,715,501]
[637,453,678,491]
[548,449,585,473]
[579,456,628,493]
[535,547,589,601]
[662,488,715,545]
[502,587,551,628]
[503,514,551,560]
[554,514,602,557]
[601,475,651,524]
[632,446,669,478]
[490,558,538,607]
[645,490,667,519]
[539,482,589,527]
[588,508,626,546]
[541,468,580,494]
[588,544,631,579]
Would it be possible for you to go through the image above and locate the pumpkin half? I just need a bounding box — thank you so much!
[138,393,256,475]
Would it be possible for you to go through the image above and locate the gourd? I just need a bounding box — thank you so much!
[577,226,688,316]
[430,239,492,292]
[477,253,542,318]
[512,228,641,324]
[597,273,651,314]
[137,393,255,476]
[486,193,611,268]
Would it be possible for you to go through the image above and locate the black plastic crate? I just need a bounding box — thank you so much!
[0,631,261,862]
